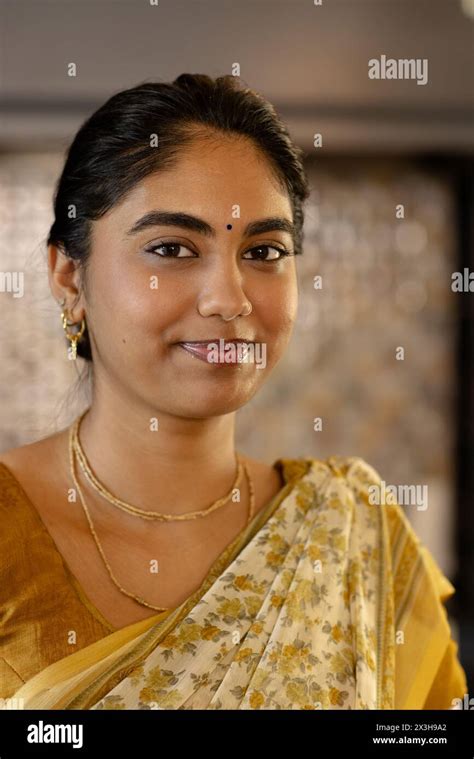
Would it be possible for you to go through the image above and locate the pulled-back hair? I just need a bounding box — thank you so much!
[48,73,310,361]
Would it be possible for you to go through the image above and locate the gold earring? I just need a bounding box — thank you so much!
[61,307,86,361]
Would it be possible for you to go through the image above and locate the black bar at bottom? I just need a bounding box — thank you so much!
[0,708,472,757]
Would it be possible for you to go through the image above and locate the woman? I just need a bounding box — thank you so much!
[0,74,467,710]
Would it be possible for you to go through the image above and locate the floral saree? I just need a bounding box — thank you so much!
[10,456,467,710]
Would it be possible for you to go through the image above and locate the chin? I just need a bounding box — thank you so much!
[172,384,260,418]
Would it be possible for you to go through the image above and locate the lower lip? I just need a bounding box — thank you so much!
[176,342,252,365]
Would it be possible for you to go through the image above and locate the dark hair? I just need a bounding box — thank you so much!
[48,73,310,361]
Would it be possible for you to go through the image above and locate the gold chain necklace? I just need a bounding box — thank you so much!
[68,416,255,612]
[71,410,244,522]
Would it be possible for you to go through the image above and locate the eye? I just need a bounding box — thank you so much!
[242,245,292,262]
[146,242,196,258]
[144,241,293,262]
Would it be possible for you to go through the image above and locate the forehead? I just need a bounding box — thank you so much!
[105,134,293,227]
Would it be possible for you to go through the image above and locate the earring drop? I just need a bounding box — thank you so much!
[60,307,86,360]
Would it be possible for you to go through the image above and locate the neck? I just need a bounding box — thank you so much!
[73,388,239,516]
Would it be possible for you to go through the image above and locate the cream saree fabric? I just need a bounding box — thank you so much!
[10,456,467,710]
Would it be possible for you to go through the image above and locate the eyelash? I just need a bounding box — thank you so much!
[145,242,294,263]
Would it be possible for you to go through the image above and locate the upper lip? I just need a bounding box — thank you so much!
[177,338,256,344]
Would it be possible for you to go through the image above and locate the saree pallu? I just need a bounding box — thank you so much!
[10,456,467,710]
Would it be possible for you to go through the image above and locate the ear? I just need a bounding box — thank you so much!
[48,244,86,320]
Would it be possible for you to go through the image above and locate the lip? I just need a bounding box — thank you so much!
[177,339,255,345]
[176,339,255,365]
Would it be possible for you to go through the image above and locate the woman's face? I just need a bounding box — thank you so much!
[80,134,299,418]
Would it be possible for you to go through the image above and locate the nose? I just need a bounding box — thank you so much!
[197,257,251,321]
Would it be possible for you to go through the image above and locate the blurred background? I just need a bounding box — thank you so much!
[0,0,473,689]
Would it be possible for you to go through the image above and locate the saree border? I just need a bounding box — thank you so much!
[341,456,390,710]
[375,496,387,710]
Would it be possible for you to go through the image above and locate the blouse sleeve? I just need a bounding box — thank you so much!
[423,637,468,709]
[415,545,468,709]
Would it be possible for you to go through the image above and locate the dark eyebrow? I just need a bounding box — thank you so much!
[125,210,295,243]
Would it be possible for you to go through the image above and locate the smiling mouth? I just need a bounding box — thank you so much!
[177,339,255,345]
[175,339,256,365]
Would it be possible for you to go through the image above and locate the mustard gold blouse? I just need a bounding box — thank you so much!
[0,462,146,698]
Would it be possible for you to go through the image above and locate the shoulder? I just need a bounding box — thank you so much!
[0,444,51,586]
[277,453,385,490]
[304,454,415,529]
[0,427,68,472]
[292,454,436,568]
[279,453,393,506]
[0,429,69,515]
[316,456,457,611]
[273,454,394,536]
[0,430,64,469]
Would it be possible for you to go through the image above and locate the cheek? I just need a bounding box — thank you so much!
[88,255,189,340]
[256,274,298,338]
